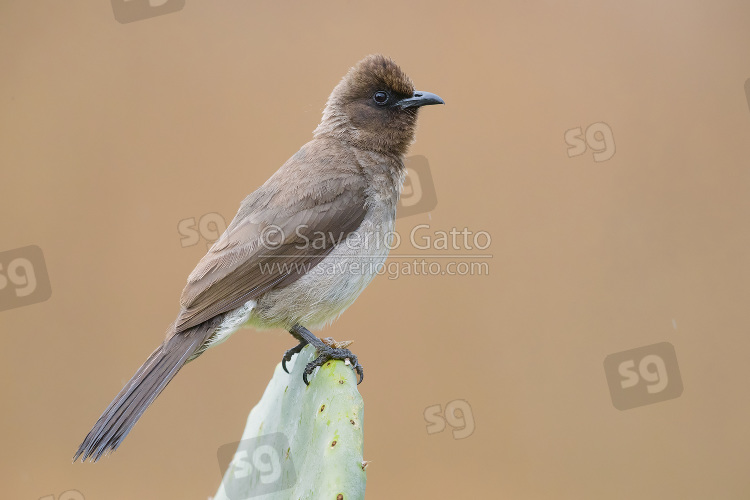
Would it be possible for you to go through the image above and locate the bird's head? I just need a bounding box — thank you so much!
[314,54,444,156]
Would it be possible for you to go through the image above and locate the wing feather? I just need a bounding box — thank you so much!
[173,145,368,333]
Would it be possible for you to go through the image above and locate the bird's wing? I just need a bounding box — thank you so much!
[173,154,368,334]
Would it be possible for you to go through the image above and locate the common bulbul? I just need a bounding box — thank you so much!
[74,54,443,462]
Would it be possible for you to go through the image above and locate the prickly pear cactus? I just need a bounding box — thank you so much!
[214,345,366,500]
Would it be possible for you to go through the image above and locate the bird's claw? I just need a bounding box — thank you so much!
[281,341,307,374]
[302,347,364,386]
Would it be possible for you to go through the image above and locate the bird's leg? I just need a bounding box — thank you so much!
[285,324,363,385]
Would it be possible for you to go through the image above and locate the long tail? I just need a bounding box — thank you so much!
[74,317,221,462]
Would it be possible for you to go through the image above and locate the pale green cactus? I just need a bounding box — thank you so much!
[214,345,367,500]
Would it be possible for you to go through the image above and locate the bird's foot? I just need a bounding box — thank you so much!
[281,341,307,374]
[303,341,363,386]
[286,325,363,385]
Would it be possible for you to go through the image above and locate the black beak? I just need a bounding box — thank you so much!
[395,90,445,109]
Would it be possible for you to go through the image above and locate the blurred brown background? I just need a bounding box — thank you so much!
[2,1,750,498]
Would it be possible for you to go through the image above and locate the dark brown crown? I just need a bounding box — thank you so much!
[342,54,415,97]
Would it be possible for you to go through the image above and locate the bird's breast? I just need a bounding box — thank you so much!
[249,202,397,330]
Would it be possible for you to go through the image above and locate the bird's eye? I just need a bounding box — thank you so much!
[373,91,389,105]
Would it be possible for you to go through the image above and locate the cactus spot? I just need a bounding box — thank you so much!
[326,362,331,367]
[319,404,326,413]
[350,419,355,425]
[339,380,344,384]
[331,440,337,448]
[337,495,344,500]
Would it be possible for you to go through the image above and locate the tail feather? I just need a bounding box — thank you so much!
[74,317,222,462]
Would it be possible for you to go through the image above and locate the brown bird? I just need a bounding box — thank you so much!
[74,54,443,462]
